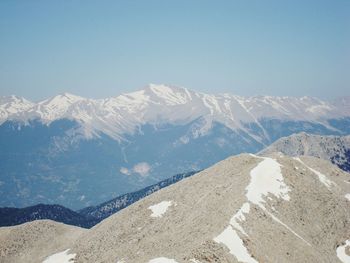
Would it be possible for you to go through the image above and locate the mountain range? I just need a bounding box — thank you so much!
[1,84,349,209]
[1,153,349,263]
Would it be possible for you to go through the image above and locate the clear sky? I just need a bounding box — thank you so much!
[0,0,349,101]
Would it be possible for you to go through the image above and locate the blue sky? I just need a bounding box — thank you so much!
[0,0,349,101]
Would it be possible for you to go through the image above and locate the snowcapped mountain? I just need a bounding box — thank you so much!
[1,84,349,209]
[260,133,350,172]
[2,84,349,141]
[0,95,34,124]
[1,153,349,263]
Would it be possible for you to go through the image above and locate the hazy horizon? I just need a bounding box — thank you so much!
[1,1,349,101]
[2,83,350,103]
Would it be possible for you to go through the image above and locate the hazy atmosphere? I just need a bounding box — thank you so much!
[1,0,349,100]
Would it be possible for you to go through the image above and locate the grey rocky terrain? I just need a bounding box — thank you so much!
[260,132,350,171]
[0,220,85,263]
[1,153,349,262]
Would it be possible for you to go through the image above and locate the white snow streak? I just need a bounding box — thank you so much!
[214,226,258,263]
[337,240,350,263]
[265,210,311,246]
[148,257,179,263]
[148,201,173,218]
[43,249,76,263]
[345,194,350,201]
[230,202,250,236]
[294,158,336,189]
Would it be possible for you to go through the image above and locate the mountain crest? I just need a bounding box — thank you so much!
[0,85,349,140]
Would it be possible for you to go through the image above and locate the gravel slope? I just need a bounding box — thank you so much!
[1,153,349,263]
[71,153,350,263]
[0,220,85,263]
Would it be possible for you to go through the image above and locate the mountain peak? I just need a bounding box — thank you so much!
[146,83,187,92]
[56,92,85,102]
[38,92,85,106]
[0,95,34,123]
[0,95,33,104]
[142,83,193,105]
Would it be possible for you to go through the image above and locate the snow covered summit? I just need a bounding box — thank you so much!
[1,84,349,141]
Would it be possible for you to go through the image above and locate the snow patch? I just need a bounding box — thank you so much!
[337,240,350,263]
[215,156,298,259]
[148,257,179,263]
[148,201,173,218]
[345,194,350,201]
[247,156,311,246]
[230,202,250,236]
[214,226,258,263]
[43,249,76,263]
[246,157,291,208]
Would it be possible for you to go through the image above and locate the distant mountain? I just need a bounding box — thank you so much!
[0,171,197,228]
[2,85,349,139]
[1,84,349,208]
[0,95,34,123]
[2,154,349,263]
[260,132,350,172]
[0,204,97,228]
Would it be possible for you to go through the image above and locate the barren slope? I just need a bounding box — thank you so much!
[1,154,349,263]
[0,220,86,263]
[71,154,350,263]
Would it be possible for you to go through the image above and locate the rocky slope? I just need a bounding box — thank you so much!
[2,153,349,262]
[0,171,197,229]
[260,132,350,171]
[0,220,85,263]
[78,171,197,223]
